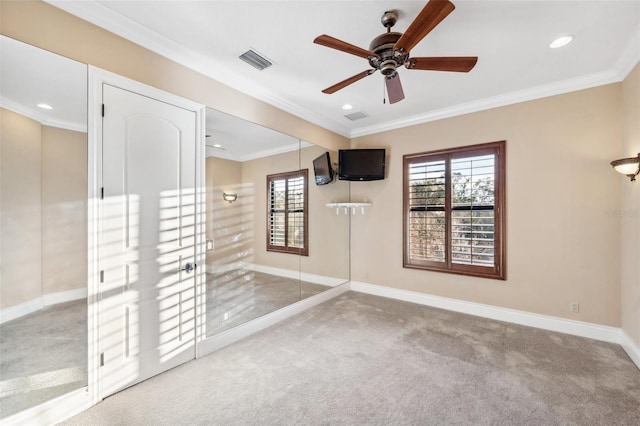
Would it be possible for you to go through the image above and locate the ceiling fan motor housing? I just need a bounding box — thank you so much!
[368,32,409,76]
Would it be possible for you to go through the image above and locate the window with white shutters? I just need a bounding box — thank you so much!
[403,141,505,280]
[267,170,308,256]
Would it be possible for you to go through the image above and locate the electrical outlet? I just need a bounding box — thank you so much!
[570,302,580,313]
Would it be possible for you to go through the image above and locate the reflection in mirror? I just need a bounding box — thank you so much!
[0,36,88,417]
[205,108,349,336]
[300,145,350,289]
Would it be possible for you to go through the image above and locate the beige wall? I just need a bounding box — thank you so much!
[2,0,636,332]
[0,0,349,153]
[242,150,301,272]
[205,157,244,271]
[620,63,640,346]
[41,126,87,295]
[300,145,350,280]
[351,84,623,327]
[1,108,43,309]
[237,145,350,280]
[0,110,87,309]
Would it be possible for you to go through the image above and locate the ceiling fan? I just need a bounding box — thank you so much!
[313,0,477,104]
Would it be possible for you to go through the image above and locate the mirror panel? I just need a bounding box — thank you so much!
[300,146,350,288]
[205,108,349,336]
[0,36,88,418]
[0,35,351,416]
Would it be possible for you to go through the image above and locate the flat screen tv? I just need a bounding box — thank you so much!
[313,152,334,185]
[338,149,386,181]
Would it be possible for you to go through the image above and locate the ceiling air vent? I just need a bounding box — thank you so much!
[344,111,368,121]
[239,49,272,71]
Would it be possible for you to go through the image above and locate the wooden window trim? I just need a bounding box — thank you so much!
[403,141,506,280]
[266,169,309,256]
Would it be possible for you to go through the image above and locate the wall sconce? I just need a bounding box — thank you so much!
[223,192,238,203]
[610,153,640,182]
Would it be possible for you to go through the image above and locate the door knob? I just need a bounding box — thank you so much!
[181,262,195,273]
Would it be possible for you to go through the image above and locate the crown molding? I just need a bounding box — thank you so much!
[207,140,313,162]
[350,68,622,138]
[0,97,87,132]
[46,1,639,141]
[207,141,299,162]
[350,26,640,138]
[614,23,640,81]
[45,0,351,138]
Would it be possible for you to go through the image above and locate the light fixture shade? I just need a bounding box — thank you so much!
[610,154,640,181]
[223,192,238,203]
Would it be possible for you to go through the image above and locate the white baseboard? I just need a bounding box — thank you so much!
[349,281,623,345]
[0,288,87,325]
[247,263,347,287]
[1,386,91,426]
[201,281,349,355]
[42,288,87,306]
[0,298,44,325]
[621,331,640,370]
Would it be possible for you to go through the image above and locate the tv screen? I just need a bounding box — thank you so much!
[338,149,386,181]
[313,152,334,185]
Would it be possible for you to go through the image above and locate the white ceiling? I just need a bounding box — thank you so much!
[41,1,640,138]
[206,107,311,161]
[0,36,87,132]
[0,35,309,161]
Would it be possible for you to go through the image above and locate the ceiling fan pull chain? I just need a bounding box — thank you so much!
[383,78,386,104]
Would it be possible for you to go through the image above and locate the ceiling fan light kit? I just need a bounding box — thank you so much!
[313,0,477,104]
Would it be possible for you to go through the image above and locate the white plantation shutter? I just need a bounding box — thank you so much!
[404,142,505,280]
[267,170,308,255]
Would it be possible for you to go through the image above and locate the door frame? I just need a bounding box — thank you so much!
[87,66,206,403]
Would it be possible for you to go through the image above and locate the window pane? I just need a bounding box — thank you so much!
[408,159,446,263]
[270,212,286,246]
[451,210,494,266]
[409,160,446,208]
[452,154,495,207]
[288,212,304,248]
[287,177,305,212]
[451,153,495,266]
[270,179,286,211]
[408,211,445,262]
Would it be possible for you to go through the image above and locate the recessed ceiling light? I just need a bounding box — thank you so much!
[206,143,226,151]
[37,103,53,110]
[549,35,574,49]
[342,104,353,110]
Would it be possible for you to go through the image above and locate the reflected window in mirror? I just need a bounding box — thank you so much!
[267,169,309,256]
[204,107,349,338]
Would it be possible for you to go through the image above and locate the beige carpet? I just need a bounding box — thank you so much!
[0,300,87,418]
[62,292,640,425]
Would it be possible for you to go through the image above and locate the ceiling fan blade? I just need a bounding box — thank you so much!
[314,35,379,59]
[385,73,405,104]
[322,70,375,94]
[407,56,478,72]
[394,0,456,53]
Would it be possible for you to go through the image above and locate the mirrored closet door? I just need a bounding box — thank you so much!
[0,36,88,418]
[204,109,350,336]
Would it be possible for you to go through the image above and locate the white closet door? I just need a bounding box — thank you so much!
[100,83,197,397]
